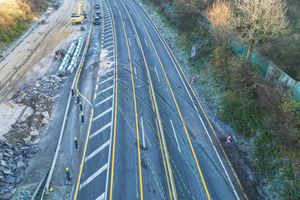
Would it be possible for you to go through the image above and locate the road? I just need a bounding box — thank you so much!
[74,0,247,199]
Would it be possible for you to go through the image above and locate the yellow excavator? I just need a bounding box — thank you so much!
[71,1,86,24]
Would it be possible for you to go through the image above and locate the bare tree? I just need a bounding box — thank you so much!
[206,0,233,43]
[233,0,290,60]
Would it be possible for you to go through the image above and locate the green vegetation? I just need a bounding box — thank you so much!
[0,0,48,48]
[143,0,300,199]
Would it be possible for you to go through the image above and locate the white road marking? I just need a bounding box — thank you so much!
[105,45,114,50]
[137,2,241,197]
[170,119,181,153]
[96,192,105,200]
[144,38,149,47]
[104,32,113,38]
[93,107,113,122]
[97,85,114,96]
[95,95,113,107]
[154,67,160,82]
[99,76,114,85]
[80,163,108,190]
[129,38,131,47]
[103,35,113,42]
[141,117,146,148]
[85,140,110,162]
[103,40,114,46]
[90,122,112,139]
[134,65,137,79]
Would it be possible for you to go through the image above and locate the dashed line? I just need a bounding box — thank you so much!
[154,67,160,82]
[170,119,181,153]
[80,163,108,190]
[144,38,148,47]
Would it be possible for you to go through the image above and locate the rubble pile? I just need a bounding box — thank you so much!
[13,75,63,112]
[0,141,39,199]
[5,75,63,143]
[0,75,63,199]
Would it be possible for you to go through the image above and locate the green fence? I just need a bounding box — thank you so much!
[230,41,300,101]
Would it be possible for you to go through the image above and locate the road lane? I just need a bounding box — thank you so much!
[122,0,246,199]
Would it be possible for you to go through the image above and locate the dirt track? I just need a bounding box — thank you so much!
[0,0,78,102]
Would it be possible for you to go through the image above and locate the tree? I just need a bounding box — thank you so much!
[233,0,290,60]
[206,0,233,43]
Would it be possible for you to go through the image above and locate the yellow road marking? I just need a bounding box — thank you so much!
[119,1,177,199]
[133,5,212,200]
[73,0,95,198]
[106,1,118,200]
[148,9,248,199]
[74,109,94,200]
[111,1,144,199]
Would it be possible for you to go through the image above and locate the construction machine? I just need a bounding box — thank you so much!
[71,1,86,25]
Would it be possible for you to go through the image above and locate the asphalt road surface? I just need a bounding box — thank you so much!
[74,0,247,199]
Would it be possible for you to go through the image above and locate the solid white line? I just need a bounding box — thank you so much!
[93,107,113,122]
[97,85,114,96]
[90,122,112,139]
[170,119,181,153]
[129,38,131,47]
[154,67,160,82]
[95,95,113,107]
[144,38,149,47]
[96,192,105,200]
[141,117,145,148]
[85,140,110,162]
[80,163,108,190]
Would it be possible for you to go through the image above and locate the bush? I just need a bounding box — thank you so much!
[220,91,262,137]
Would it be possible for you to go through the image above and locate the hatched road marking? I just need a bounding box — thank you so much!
[85,140,110,162]
[93,107,113,121]
[90,122,112,139]
[80,163,108,190]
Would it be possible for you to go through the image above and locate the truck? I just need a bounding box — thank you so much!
[71,1,86,25]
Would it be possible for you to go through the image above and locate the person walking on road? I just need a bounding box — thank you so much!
[65,167,72,185]
[74,137,78,151]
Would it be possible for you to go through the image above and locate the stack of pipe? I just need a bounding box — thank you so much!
[65,37,84,76]
[57,41,77,76]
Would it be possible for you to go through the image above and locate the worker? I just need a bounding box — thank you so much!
[66,167,71,184]
[74,137,78,151]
